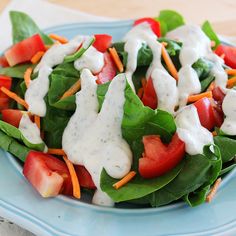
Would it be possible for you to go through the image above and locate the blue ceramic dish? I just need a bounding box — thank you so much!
[1,20,236,236]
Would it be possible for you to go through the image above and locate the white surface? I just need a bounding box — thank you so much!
[0,0,111,235]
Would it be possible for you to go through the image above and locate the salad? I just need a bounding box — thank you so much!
[0,10,236,208]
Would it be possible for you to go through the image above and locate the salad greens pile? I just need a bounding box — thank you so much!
[0,10,236,208]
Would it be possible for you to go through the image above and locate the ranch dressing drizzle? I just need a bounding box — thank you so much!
[175,105,213,155]
[220,89,236,135]
[62,69,132,206]
[167,25,227,91]
[19,114,47,151]
[25,36,93,117]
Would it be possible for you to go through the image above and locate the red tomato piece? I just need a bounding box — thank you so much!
[4,34,46,67]
[134,17,161,37]
[142,78,158,109]
[0,56,9,67]
[212,86,225,103]
[212,103,224,127]
[215,45,236,69]
[23,151,72,197]
[93,34,112,53]
[194,98,215,130]
[0,75,12,110]
[139,133,185,178]
[96,52,117,84]
[75,165,96,189]
[0,98,10,110]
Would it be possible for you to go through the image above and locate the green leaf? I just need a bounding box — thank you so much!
[0,64,34,79]
[100,161,183,202]
[158,38,182,56]
[192,58,213,80]
[202,21,220,50]
[155,10,185,36]
[200,75,215,92]
[10,11,53,45]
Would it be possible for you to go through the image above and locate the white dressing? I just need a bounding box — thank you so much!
[221,89,236,135]
[175,105,213,155]
[74,46,104,74]
[63,69,132,206]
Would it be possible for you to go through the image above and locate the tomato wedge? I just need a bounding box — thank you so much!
[23,151,72,197]
[96,52,117,84]
[215,44,236,69]
[93,34,112,53]
[134,17,161,37]
[4,34,46,67]
[75,165,96,189]
[212,86,225,103]
[0,75,12,110]
[0,56,9,67]
[142,78,158,109]
[139,133,185,178]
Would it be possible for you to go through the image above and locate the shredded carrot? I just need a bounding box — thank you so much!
[225,69,236,75]
[1,87,28,109]
[109,47,124,73]
[187,91,212,103]
[31,51,45,64]
[141,78,147,89]
[212,131,217,136]
[61,79,81,99]
[227,76,236,88]
[24,67,33,88]
[161,45,178,81]
[34,115,40,129]
[206,178,222,203]
[161,42,168,47]
[49,33,68,44]
[113,171,136,190]
[63,155,81,199]
[137,88,144,99]
[47,149,66,156]
[207,81,215,91]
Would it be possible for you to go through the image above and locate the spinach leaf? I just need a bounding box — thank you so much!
[200,75,215,92]
[202,21,220,50]
[0,130,30,162]
[158,38,182,56]
[10,11,53,45]
[0,64,34,79]
[214,136,236,163]
[0,120,45,151]
[100,161,183,202]
[155,10,185,36]
[148,145,221,207]
[192,58,213,80]
[220,163,236,176]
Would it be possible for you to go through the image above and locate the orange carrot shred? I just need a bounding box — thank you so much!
[206,178,222,203]
[49,33,68,44]
[47,149,66,156]
[61,79,81,99]
[31,51,45,64]
[63,155,81,199]
[227,76,236,88]
[161,42,168,47]
[34,115,40,129]
[212,131,217,136]
[161,45,178,81]
[187,91,212,103]
[1,87,28,109]
[24,67,32,88]
[225,69,236,75]
[137,88,144,99]
[207,81,215,91]
[113,171,136,190]
[109,47,124,73]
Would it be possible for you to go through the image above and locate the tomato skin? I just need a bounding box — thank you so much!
[134,17,161,37]
[2,109,25,127]
[75,165,96,189]
[194,98,215,130]
[142,78,158,109]
[212,86,225,103]
[96,52,117,84]
[4,34,46,67]
[23,151,72,197]
[139,133,185,178]
[0,75,12,110]
[215,45,236,69]
[0,56,9,67]
[93,34,112,53]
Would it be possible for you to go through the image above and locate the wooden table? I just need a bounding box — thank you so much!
[1,0,236,37]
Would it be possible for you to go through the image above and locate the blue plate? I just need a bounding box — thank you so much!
[1,20,236,236]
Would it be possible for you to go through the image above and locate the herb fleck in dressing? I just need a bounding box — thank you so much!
[63,69,132,206]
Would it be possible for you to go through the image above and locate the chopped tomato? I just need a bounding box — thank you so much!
[212,86,225,103]
[0,75,12,110]
[93,34,112,53]
[134,17,161,37]
[0,98,10,110]
[4,34,46,67]
[96,52,117,84]
[194,98,215,130]
[75,165,96,189]
[139,133,185,178]
[0,56,9,67]
[215,45,236,69]
[142,78,157,109]
[23,151,72,197]
[212,103,224,127]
